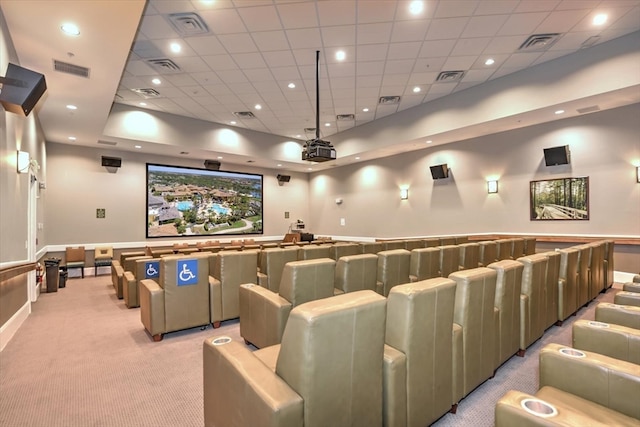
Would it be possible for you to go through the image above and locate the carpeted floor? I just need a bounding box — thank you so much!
[0,274,617,427]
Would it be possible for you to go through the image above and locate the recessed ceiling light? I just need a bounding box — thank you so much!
[152,78,161,85]
[68,136,76,141]
[426,140,432,144]
[254,104,262,110]
[288,82,296,89]
[555,109,565,115]
[230,121,236,125]
[307,168,313,171]
[325,122,330,127]
[412,86,421,93]
[355,157,360,160]
[409,1,424,15]
[170,42,181,53]
[485,58,495,66]
[134,145,141,149]
[362,108,369,112]
[277,163,282,167]
[66,104,77,110]
[139,102,147,106]
[61,23,80,36]
[593,13,607,26]
[336,50,346,61]
[217,156,223,159]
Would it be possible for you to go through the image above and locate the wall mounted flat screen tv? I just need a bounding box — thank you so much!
[146,163,263,238]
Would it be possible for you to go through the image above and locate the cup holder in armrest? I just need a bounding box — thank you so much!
[521,398,558,418]
[559,347,586,358]
[588,321,609,328]
[211,336,232,346]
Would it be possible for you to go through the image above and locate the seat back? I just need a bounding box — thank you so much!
[439,236,456,246]
[160,254,211,332]
[383,240,406,251]
[212,251,258,320]
[487,260,523,367]
[455,236,469,244]
[335,254,378,293]
[495,239,512,261]
[558,248,579,321]
[119,251,146,266]
[510,238,525,260]
[575,245,591,308]
[478,241,498,266]
[386,278,457,426]
[259,247,299,292]
[588,242,605,298]
[123,255,152,274]
[279,258,335,307]
[359,242,383,254]
[595,302,640,329]
[422,238,440,248]
[377,249,411,296]
[330,243,360,260]
[518,254,549,349]
[603,240,614,289]
[541,250,561,329]
[448,267,497,398]
[298,245,332,260]
[573,319,640,365]
[523,237,536,255]
[439,245,460,278]
[458,242,480,270]
[95,246,113,260]
[404,240,423,251]
[276,290,386,427]
[65,246,85,264]
[409,247,440,281]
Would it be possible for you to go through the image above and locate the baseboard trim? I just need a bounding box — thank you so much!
[0,301,30,352]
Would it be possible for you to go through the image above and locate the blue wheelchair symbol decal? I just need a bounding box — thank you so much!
[177,259,198,286]
[145,261,160,279]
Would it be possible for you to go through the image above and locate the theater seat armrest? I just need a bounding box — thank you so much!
[140,279,164,337]
[257,271,268,287]
[383,344,407,427]
[376,281,384,296]
[209,276,222,323]
[123,271,136,306]
[203,337,303,427]
[452,323,464,404]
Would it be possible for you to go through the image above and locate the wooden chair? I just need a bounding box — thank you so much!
[65,246,86,278]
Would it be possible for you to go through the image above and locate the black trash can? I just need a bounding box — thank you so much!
[59,267,68,289]
[44,258,61,293]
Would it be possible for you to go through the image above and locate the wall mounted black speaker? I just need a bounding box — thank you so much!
[0,63,47,116]
[430,164,449,180]
[543,145,570,166]
[101,156,122,168]
[277,174,291,183]
[204,160,221,170]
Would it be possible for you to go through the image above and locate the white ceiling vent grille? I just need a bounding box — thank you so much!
[379,96,401,105]
[53,60,90,78]
[233,111,255,119]
[436,70,465,82]
[131,88,161,98]
[519,33,561,51]
[97,140,117,146]
[337,114,355,121]
[146,58,181,74]
[167,13,209,36]
[576,105,600,114]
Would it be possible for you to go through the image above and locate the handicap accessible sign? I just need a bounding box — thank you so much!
[145,261,160,279]
[177,259,198,286]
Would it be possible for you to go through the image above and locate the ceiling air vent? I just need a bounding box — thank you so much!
[131,88,161,98]
[146,58,181,74]
[97,140,117,146]
[379,96,401,105]
[53,60,90,78]
[576,105,600,114]
[233,111,255,119]
[337,114,355,121]
[519,33,561,51]
[436,70,465,82]
[167,12,209,36]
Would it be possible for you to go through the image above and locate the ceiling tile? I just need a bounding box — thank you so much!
[442,55,477,70]
[328,62,356,78]
[276,2,319,29]
[356,75,383,88]
[190,71,222,85]
[534,9,591,34]
[321,25,356,47]
[514,0,561,13]
[163,74,199,87]
[357,1,397,24]
[218,33,258,53]
[497,12,550,36]
[461,68,496,83]
[356,44,389,61]
[425,17,469,40]
[270,66,302,80]
[251,30,290,51]
[462,15,510,38]
[185,36,227,56]
[173,56,211,73]
[201,54,238,71]
[231,52,267,69]
[262,50,297,68]
[501,52,542,68]
[435,1,479,18]
[451,37,491,56]
[199,8,247,34]
[418,39,456,58]
[216,69,249,84]
[474,0,520,15]
[317,1,356,26]
[408,71,439,85]
[384,59,415,74]
[237,5,282,32]
[286,28,323,49]
[390,20,430,42]
[483,35,527,54]
[138,14,179,40]
[243,68,275,82]
[356,61,385,76]
[387,41,422,60]
[357,22,393,44]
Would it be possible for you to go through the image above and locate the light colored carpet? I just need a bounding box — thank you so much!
[0,274,617,427]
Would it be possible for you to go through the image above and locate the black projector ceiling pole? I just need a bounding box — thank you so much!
[315,50,320,141]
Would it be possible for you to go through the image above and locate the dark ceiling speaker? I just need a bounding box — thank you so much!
[543,145,571,166]
[277,174,291,183]
[204,159,221,170]
[101,156,122,168]
[430,164,449,180]
[0,63,47,116]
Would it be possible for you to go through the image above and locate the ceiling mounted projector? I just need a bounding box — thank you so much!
[302,50,336,162]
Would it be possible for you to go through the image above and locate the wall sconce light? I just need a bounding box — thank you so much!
[637,166,640,183]
[487,180,498,194]
[17,150,30,173]
[400,188,409,200]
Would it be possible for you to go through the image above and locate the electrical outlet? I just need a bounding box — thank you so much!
[340,218,346,226]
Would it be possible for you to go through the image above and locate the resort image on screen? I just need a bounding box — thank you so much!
[146,163,263,237]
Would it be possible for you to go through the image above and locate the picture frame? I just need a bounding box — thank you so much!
[529,177,589,220]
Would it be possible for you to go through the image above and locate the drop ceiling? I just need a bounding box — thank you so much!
[2,0,640,173]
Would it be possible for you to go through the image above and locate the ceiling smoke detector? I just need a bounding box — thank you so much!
[379,96,401,105]
[436,70,466,82]
[131,88,161,98]
[518,33,561,51]
[167,12,209,36]
[146,58,181,74]
[233,111,255,119]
